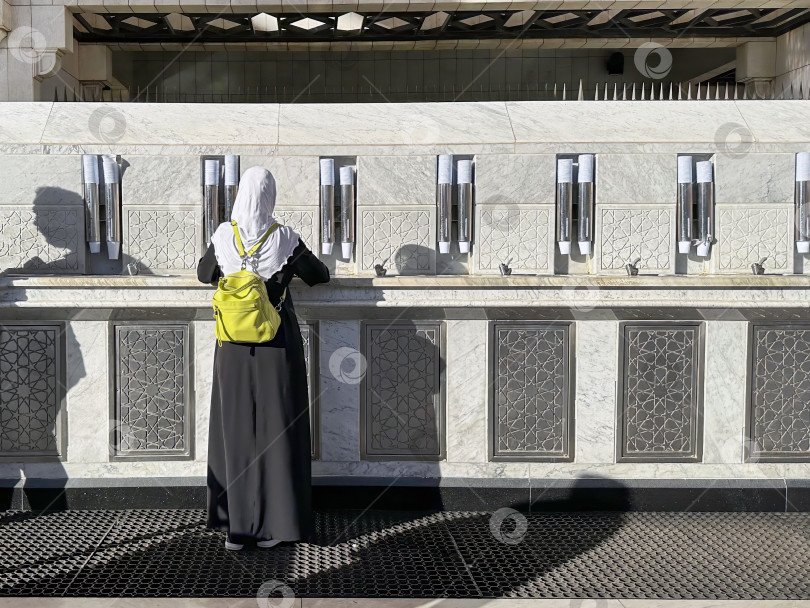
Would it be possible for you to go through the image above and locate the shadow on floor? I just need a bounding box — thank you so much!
[0,476,632,598]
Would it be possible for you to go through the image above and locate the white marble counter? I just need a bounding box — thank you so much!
[6,273,810,288]
[2,273,810,312]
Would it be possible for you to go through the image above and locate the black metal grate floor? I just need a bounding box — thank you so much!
[2,509,810,599]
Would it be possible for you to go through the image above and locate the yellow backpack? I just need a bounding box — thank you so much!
[212,220,287,346]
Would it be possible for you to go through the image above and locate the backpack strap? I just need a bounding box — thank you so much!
[274,287,288,312]
[231,221,280,268]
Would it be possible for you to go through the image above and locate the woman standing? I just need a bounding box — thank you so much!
[197,167,329,551]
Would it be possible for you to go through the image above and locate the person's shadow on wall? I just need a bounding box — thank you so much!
[0,187,87,511]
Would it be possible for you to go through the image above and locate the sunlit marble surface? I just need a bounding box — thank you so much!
[41,103,280,146]
[0,102,51,145]
[0,101,807,157]
[278,102,514,151]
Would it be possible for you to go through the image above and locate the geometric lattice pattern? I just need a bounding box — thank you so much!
[114,325,190,458]
[749,325,810,461]
[275,209,316,250]
[363,323,443,458]
[360,209,433,275]
[492,323,572,460]
[477,207,552,274]
[599,207,672,272]
[0,326,61,456]
[125,208,199,271]
[0,207,82,273]
[717,206,791,272]
[619,324,702,462]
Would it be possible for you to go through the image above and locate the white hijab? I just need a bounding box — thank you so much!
[210,166,300,279]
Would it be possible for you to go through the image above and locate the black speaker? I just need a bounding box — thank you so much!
[606,52,625,76]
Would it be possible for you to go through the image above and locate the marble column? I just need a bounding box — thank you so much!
[445,320,488,463]
[65,320,109,464]
[574,320,619,464]
[194,320,216,466]
[702,320,748,465]
[317,320,362,463]
[0,4,73,101]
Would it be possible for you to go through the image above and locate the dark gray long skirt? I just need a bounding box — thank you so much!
[206,320,313,543]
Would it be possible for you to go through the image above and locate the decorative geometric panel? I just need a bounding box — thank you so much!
[599,206,673,272]
[124,208,200,271]
[275,208,317,251]
[114,325,191,459]
[476,206,553,274]
[716,206,791,273]
[491,323,573,461]
[748,325,810,462]
[362,323,443,459]
[618,324,702,462]
[299,322,320,459]
[0,325,63,457]
[0,207,82,273]
[359,208,434,275]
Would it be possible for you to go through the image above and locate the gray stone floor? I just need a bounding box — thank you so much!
[2,509,810,601]
[2,600,810,607]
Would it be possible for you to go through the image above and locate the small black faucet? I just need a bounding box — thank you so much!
[751,257,767,275]
[499,258,513,276]
[374,255,391,277]
[625,257,641,276]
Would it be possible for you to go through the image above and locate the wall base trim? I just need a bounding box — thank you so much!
[1,477,807,512]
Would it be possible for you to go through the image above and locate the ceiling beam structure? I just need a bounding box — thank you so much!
[73,7,810,44]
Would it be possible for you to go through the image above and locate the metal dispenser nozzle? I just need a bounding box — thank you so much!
[339,165,355,259]
[101,154,121,260]
[677,155,694,255]
[437,154,452,254]
[203,159,220,246]
[320,158,335,256]
[556,158,573,255]
[82,154,101,254]
[457,159,473,254]
[695,161,714,257]
[224,155,239,221]
[577,154,594,255]
[796,152,810,253]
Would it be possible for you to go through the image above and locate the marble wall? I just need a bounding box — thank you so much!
[2,147,807,278]
[4,313,810,482]
[1,101,810,486]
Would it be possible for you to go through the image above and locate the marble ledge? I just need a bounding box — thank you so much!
[11,461,810,483]
[3,142,810,156]
[4,274,810,314]
[5,273,810,289]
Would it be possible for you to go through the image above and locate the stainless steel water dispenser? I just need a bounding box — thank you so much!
[82,154,101,254]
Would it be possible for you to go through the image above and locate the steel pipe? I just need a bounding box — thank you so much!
[101,154,121,260]
[320,158,335,255]
[82,154,101,254]
[437,154,452,254]
[457,159,473,254]
[339,165,355,259]
[224,155,239,221]
[695,161,714,257]
[677,155,694,255]
[556,158,573,255]
[203,159,220,247]
[796,152,810,253]
[577,154,594,255]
